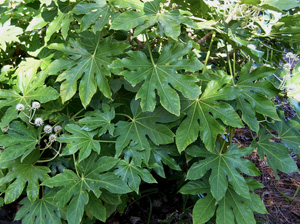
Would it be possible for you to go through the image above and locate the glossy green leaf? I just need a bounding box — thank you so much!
[42,155,130,224]
[114,160,157,193]
[179,180,210,195]
[48,32,129,107]
[115,100,174,164]
[235,63,279,132]
[78,104,115,136]
[187,145,260,201]
[251,128,298,178]
[45,10,72,42]
[58,124,100,163]
[193,193,216,224]
[0,151,50,204]
[86,193,106,222]
[216,187,267,224]
[111,42,202,115]
[268,111,300,154]
[73,0,111,32]
[149,145,181,178]
[0,121,39,162]
[176,76,243,152]
[111,0,194,39]
[109,0,144,10]
[15,189,62,224]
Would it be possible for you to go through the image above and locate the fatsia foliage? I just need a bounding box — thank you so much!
[0,0,299,223]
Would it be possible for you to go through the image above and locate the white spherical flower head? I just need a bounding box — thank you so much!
[53,125,62,133]
[287,84,297,93]
[34,117,44,127]
[247,44,256,50]
[16,103,25,111]
[49,134,57,143]
[294,94,300,102]
[283,63,291,71]
[43,125,52,134]
[283,74,291,80]
[286,52,295,59]
[32,101,41,109]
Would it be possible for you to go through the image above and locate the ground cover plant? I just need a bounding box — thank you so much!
[0,0,300,223]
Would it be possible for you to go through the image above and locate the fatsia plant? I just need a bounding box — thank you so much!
[0,0,300,223]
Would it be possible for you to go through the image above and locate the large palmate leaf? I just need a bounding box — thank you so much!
[111,42,202,115]
[0,151,50,204]
[0,121,39,162]
[115,100,174,164]
[78,104,115,136]
[235,63,279,132]
[14,189,62,224]
[268,111,300,154]
[42,155,131,224]
[47,32,129,107]
[215,187,268,224]
[114,160,157,193]
[251,128,298,178]
[58,124,100,163]
[181,180,267,224]
[0,58,59,128]
[73,0,112,32]
[176,76,243,152]
[187,145,260,201]
[0,19,23,50]
[111,0,195,39]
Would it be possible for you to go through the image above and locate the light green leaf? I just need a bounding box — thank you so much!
[58,124,100,163]
[261,0,300,11]
[111,42,202,115]
[26,13,48,31]
[0,58,59,128]
[114,160,157,193]
[109,0,144,10]
[0,19,23,50]
[0,151,50,204]
[251,128,298,178]
[48,32,129,107]
[176,76,243,152]
[187,145,260,201]
[73,0,111,32]
[115,100,174,164]
[0,121,39,162]
[45,11,72,42]
[193,194,216,224]
[15,189,62,224]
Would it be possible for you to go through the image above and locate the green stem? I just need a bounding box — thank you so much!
[95,140,116,143]
[203,31,216,73]
[73,154,80,177]
[115,113,133,120]
[146,33,155,66]
[36,143,62,163]
[225,42,235,85]
[233,51,236,77]
[71,108,85,120]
